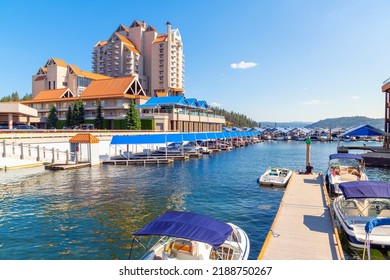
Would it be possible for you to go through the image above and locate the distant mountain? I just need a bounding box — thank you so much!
[259,121,312,128]
[305,116,384,130]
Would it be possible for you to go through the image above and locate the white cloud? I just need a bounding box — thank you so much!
[301,99,327,105]
[230,61,258,69]
[210,102,222,107]
[351,96,360,100]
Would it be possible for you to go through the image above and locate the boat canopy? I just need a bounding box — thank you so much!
[339,181,390,199]
[339,124,385,137]
[365,218,390,234]
[132,211,233,249]
[110,131,259,145]
[329,153,364,161]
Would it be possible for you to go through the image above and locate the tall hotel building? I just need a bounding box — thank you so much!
[92,20,184,97]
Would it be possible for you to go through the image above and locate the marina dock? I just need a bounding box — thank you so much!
[258,172,344,260]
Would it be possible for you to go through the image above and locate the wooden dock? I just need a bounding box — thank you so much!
[258,172,344,260]
[45,163,91,170]
[103,158,174,165]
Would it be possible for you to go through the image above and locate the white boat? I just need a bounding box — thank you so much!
[258,167,292,187]
[333,181,390,251]
[155,142,182,154]
[325,153,368,195]
[130,211,250,260]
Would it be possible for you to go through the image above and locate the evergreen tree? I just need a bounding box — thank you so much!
[47,104,59,128]
[125,101,141,130]
[72,99,85,126]
[94,100,104,129]
[22,93,32,100]
[65,105,73,127]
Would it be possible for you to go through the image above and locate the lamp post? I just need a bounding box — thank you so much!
[306,137,311,166]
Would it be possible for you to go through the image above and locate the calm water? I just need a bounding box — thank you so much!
[0,141,389,260]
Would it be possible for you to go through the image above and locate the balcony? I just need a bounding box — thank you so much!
[115,44,120,48]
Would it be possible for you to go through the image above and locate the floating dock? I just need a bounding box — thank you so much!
[258,172,344,260]
[45,163,91,170]
[103,158,174,165]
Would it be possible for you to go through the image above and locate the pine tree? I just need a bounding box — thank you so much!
[47,104,59,128]
[72,99,85,126]
[94,100,104,129]
[65,105,73,128]
[125,101,141,130]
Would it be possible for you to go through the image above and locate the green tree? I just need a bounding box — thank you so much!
[65,105,73,128]
[47,104,59,128]
[72,99,85,126]
[22,93,32,100]
[125,101,141,130]
[94,100,104,129]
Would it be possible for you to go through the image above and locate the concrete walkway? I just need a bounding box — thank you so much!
[0,157,43,170]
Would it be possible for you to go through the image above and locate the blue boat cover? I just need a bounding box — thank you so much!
[365,218,390,233]
[340,124,384,137]
[133,211,233,249]
[329,153,364,160]
[339,181,390,199]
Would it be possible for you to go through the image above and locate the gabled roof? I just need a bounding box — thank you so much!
[115,33,140,54]
[130,20,146,28]
[33,88,75,102]
[339,124,387,137]
[45,58,67,68]
[69,133,99,144]
[137,96,190,109]
[153,35,168,43]
[197,100,209,109]
[186,98,199,108]
[68,64,109,80]
[36,67,47,75]
[81,76,146,98]
[94,40,107,47]
[115,24,129,33]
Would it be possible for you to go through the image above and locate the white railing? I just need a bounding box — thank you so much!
[1,140,76,164]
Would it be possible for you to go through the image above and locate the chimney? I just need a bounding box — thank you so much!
[166,21,172,41]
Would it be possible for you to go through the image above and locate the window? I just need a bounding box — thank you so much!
[53,81,56,89]
[48,81,51,89]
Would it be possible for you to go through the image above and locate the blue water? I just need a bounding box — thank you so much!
[0,141,388,260]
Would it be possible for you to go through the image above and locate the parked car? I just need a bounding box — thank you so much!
[15,125,37,129]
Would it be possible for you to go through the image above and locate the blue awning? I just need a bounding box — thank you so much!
[329,153,364,161]
[339,124,385,137]
[339,181,390,199]
[110,134,166,144]
[133,211,233,249]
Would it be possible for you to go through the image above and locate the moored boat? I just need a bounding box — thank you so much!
[333,181,390,250]
[129,211,250,260]
[258,167,292,187]
[325,153,368,195]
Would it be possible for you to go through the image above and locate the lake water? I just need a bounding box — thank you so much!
[0,140,388,260]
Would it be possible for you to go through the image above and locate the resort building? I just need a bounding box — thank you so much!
[382,79,390,147]
[92,20,185,97]
[137,96,225,132]
[22,20,224,132]
[25,60,149,129]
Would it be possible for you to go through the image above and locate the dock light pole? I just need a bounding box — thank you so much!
[306,137,311,166]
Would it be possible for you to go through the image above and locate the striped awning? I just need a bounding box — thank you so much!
[69,133,99,144]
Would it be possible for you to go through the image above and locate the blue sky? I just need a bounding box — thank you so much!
[1,0,390,123]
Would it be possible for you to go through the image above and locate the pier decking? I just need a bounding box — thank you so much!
[258,172,344,260]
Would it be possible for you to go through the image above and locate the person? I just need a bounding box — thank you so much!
[305,162,313,174]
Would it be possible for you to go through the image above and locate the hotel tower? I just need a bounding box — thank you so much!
[92,20,185,97]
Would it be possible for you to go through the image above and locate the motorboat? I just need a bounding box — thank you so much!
[325,153,368,195]
[258,167,293,187]
[129,211,250,260]
[155,142,182,154]
[333,181,390,250]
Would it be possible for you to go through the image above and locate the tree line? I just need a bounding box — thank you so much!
[0,91,32,102]
[47,99,141,130]
[210,106,257,128]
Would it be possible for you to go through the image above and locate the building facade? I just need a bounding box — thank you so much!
[92,20,185,97]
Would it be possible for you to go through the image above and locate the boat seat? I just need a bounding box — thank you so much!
[171,239,194,255]
[377,209,390,218]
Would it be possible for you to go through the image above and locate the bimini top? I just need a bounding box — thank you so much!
[329,153,364,161]
[133,211,233,249]
[339,181,390,199]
